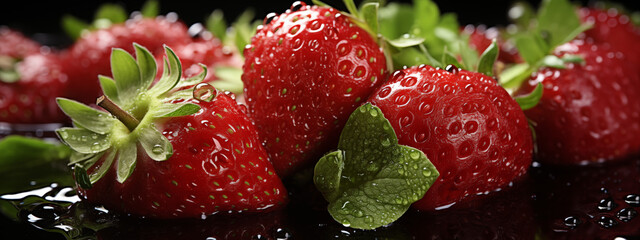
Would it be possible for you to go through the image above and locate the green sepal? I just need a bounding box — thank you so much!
[540,55,566,69]
[56,98,115,134]
[111,48,143,104]
[387,36,425,48]
[314,103,439,230]
[151,102,201,118]
[138,126,173,161]
[99,75,120,104]
[93,3,127,27]
[116,142,137,183]
[442,49,464,70]
[74,165,93,189]
[499,63,533,89]
[89,150,116,185]
[515,83,544,110]
[61,14,91,40]
[134,43,158,92]
[149,46,182,96]
[360,2,380,34]
[140,0,160,18]
[477,39,498,77]
[210,66,245,95]
[175,64,208,89]
[56,128,111,154]
[206,9,228,41]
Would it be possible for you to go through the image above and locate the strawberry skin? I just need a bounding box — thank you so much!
[77,94,288,218]
[578,7,640,67]
[368,65,533,210]
[62,17,192,105]
[0,27,41,58]
[515,40,640,165]
[242,2,388,177]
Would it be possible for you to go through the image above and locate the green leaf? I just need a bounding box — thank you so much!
[515,83,544,110]
[361,2,379,34]
[387,36,425,48]
[175,64,208,89]
[442,49,464,69]
[477,39,498,76]
[150,47,182,96]
[514,33,548,66]
[138,126,173,161]
[152,102,201,118]
[378,2,415,40]
[74,165,92,189]
[561,54,585,64]
[56,128,111,154]
[312,0,331,8]
[134,43,157,91]
[536,0,582,48]
[410,0,439,39]
[116,142,137,183]
[391,47,430,69]
[94,3,127,25]
[61,14,90,40]
[57,98,115,134]
[111,48,143,102]
[344,0,361,19]
[211,66,244,94]
[314,103,439,230]
[498,63,533,89]
[140,0,160,18]
[206,9,228,41]
[89,150,116,184]
[99,75,119,104]
[540,55,566,69]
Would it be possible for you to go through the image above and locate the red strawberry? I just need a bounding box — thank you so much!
[0,28,69,124]
[462,24,522,64]
[242,2,388,177]
[62,16,192,105]
[367,65,533,210]
[578,7,640,67]
[56,44,287,219]
[515,40,640,165]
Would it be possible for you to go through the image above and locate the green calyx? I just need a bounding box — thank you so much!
[56,43,207,188]
[62,0,159,40]
[313,103,439,230]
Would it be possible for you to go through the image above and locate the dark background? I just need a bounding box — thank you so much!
[2,0,639,47]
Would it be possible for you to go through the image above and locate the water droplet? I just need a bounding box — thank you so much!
[563,216,580,229]
[598,197,617,211]
[625,194,640,207]
[272,227,293,240]
[422,169,432,177]
[369,108,378,117]
[597,216,617,228]
[617,208,637,222]
[264,12,277,25]
[381,138,390,147]
[193,83,217,102]
[152,145,164,154]
[409,151,420,160]
[290,1,305,11]
[445,64,459,74]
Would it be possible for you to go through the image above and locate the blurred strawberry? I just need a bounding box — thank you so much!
[462,24,522,64]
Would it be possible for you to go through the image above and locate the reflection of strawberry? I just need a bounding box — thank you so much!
[62,16,192,105]
[578,7,640,67]
[0,28,69,124]
[515,40,640,165]
[532,158,640,239]
[367,65,532,211]
[242,2,388,177]
[57,45,287,219]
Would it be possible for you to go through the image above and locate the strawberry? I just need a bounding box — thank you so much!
[367,64,533,210]
[56,44,287,219]
[462,24,522,64]
[578,6,640,67]
[514,39,640,165]
[61,15,193,105]
[0,28,69,124]
[241,2,388,177]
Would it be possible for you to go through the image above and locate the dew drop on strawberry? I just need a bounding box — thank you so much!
[625,194,640,207]
[617,208,637,222]
[563,216,581,229]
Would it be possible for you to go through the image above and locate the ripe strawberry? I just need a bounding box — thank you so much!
[367,65,533,210]
[242,2,388,177]
[0,28,69,124]
[462,24,522,64]
[56,44,287,219]
[515,40,640,165]
[578,7,640,67]
[61,16,192,105]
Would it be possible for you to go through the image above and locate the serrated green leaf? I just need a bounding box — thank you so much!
[137,126,173,161]
[361,2,379,34]
[57,98,115,134]
[206,9,227,41]
[111,48,143,102]
[89,150,116,184]
[515,83,544,110]
[99,75,119,104]
[314,103,438,230]
[499,63,533,89]
[141,0,159,18]
[150,47,182,96]
[152,102,201,118]
[61,14,91,40]
[116,142,137,183]
[134,44,157,91]
[94,3,127,25]
[477,39,498,76]
[56,128,111,154]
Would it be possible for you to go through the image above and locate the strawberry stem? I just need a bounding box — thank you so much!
[97,95,140,132]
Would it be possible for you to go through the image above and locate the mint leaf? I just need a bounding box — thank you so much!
[515,83,544,110]
[314,103,439,230]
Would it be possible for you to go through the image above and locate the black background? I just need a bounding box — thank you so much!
[2,0,639,47]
